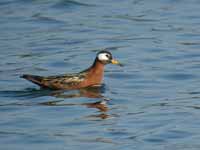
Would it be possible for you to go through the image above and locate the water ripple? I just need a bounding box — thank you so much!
[52,0,95,9]
[161,73,197,81]
[1,0,200,149]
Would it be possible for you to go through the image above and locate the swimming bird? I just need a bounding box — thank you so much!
[21,50,122,90]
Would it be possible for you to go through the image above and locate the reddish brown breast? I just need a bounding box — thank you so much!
[80,60,104,87]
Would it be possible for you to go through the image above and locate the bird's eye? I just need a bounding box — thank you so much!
[106,54,110,58]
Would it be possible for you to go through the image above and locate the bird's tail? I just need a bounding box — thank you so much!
[21,74,44,86]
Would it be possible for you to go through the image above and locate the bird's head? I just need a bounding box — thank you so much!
[96,50,122,66]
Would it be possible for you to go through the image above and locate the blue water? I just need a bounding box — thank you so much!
[1,0,200,149]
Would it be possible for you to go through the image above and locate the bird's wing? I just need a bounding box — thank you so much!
[21,72,87,89]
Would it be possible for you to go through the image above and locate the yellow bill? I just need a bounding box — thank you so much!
[111,59,123,66]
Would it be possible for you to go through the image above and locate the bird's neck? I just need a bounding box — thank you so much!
[87,58,105,85]
[91,58,104,71]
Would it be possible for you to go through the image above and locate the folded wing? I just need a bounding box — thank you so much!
[21,73,86,90]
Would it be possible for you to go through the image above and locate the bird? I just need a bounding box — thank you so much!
[21,50,122,90]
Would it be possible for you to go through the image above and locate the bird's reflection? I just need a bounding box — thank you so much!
[39,86,110,119]
[0,85,111,119]
[39,99,110,119]
[40,99,109,112]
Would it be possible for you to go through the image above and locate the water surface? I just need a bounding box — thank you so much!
[1,0,200,149]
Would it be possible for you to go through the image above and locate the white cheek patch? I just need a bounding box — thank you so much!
[98,53,109,61]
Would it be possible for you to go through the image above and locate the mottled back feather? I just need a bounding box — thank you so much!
[21,71,87,89]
